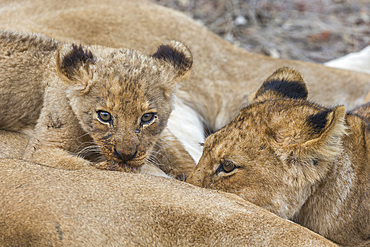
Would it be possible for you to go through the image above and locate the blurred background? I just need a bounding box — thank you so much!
[152,0,370,63]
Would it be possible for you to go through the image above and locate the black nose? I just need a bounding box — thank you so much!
[113,147,138,162]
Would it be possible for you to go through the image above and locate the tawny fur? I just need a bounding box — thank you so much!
[0,0,368,134]
[187,68,369,246]
[0,159,337,246]
[0,30,195,177]
[0,0,369,175]
[351,102,370,123]
[0,1,366,245]
[0,130,28,160]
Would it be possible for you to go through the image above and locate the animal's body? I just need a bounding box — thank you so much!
[0,31,195,177]
[0,0,368,135]
[0,0,368,177]
[0,159,336,246]
[0,1,367,245]
[187,68,370,246]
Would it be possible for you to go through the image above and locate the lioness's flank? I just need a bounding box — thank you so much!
[187,67,369,246]
[0,30,195,177]
[0,159,336,246]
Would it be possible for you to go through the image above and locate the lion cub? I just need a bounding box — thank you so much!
[0,30,195,176]
[187,67,369,246]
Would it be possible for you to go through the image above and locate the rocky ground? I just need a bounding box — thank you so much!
[152,0,370,63]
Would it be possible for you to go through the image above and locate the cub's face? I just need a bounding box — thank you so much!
[57,42,192,168]
[188,101,325,218]
[187,68,347,219]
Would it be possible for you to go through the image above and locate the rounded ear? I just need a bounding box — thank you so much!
[284,106,348,165]
[151,41,193,80]
[56,44,96,91]
[250,67,308,103]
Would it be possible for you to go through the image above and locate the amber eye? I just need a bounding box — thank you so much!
[141,113,156,125]
[216,158,237,174]
[97,111,112,123]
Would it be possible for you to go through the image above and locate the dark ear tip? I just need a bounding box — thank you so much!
[152,41,193,77]
[253,67,308,102]
[306,109,332,134]
[56,44,95,81]
[61,44,95,67]
[306,105,346,135]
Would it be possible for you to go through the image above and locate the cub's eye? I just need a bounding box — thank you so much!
[216,158,237,174]
[141,113,156,125]
[97,111,112,123]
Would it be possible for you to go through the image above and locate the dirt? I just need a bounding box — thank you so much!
[151,0,370,63]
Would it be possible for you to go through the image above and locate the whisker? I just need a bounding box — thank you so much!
[147,149,170,168]
[76,132,92,142]
[76,144,103,158]
[75,141,98,151]
[91,155,107,164]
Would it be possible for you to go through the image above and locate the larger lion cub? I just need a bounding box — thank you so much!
[187,68,369,246]
[0,31,194,175]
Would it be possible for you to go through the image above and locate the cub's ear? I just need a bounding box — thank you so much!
[283,106,347,171]
[56,44,96,91]
[250,67,308,103]
[151,41,193,80]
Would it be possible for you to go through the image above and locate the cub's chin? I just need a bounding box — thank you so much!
[93,160,140,173]
[124,157,147,168]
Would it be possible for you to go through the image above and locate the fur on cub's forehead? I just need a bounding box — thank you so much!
[58,41,193,95]
[59,44,166,90]
[211,99,333,148]
[58,42,193,116]
[93,48,163,86]
[84,50,165,114]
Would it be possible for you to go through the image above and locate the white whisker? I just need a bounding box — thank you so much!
[77,132,91,139]
[147,149,170,168]
[76,144,103,158]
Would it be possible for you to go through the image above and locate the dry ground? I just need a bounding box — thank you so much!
[152,0,370,63]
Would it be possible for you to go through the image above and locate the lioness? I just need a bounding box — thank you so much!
[0,159,336,246]
[0,30,195,177]
[187,67,369,246]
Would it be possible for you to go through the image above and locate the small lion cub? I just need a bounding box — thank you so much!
[187,67,369,246]
[0,30,194,176]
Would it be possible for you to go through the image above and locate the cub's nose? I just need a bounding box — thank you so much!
[113,147,137,162]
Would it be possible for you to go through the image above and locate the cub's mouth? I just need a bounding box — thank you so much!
[100,146,148,168]
[97,145,150,170]
[122,156,147,168]
[94,156,147,173]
